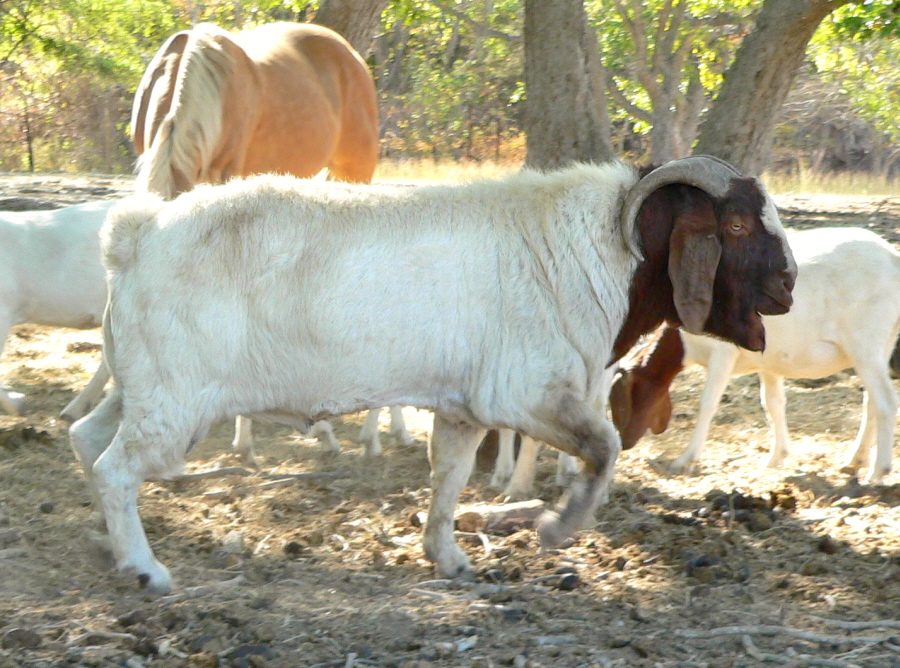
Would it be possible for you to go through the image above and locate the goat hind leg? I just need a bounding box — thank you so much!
[92,427,173,594]
[61,360,111,423]
[69,388,123,530]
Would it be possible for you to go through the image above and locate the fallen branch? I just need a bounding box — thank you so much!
[261,471,352,481]
[160,574,245,603]
[170,467,254,482]
[675,625,893,646]
[741,634,862,668]
[810,616,900,631]
[67,629,137,648]
[203,471,353,498]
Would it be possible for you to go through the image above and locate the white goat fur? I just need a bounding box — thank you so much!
[671,227,900,483]
[72,163,646,593]
[0,201,114,415]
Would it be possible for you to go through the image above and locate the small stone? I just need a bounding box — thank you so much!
[747,511,772,532]
[221,530,245,554]
[0,527,20,547]
[408,511,426,528]
[799,558,828,576]
[555,573,580,591]
[817,535,839,554]
[117,610,147,628]
[189,652,220,667]
[2,627,42,650]
[282,541,304,557]
[39,502,54,514]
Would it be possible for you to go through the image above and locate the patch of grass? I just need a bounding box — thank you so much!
[763,169,898,197]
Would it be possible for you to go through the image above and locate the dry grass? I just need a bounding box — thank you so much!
[762,170,898,197]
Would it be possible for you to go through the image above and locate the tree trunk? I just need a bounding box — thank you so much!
[315,0,389,58]
[523,0,613,170]
[694,0,852,175]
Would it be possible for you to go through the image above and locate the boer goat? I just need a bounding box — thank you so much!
[0,201,113,415]
[70,156,796,593]
[66,21,407,455]
[610,227,900,484]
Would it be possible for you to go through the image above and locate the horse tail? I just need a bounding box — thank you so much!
[136,24,234,200]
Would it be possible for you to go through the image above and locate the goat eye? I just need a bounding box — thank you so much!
[729,222,743,233]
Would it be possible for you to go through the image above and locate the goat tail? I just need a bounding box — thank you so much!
[100,195,166,274]
[136,23,234,200]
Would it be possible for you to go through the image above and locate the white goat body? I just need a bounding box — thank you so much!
[672,227,900,481]
[0,201,113,414]
[75,165,639,593]
[70,157,796,594]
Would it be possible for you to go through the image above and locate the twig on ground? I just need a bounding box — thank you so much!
[67,629,138,648]
[159,574,246,603]
[810,616,900,631]
[261,471,352,481]
[741,634,862,668]
[170,467,254,482]
[675,625,894,646]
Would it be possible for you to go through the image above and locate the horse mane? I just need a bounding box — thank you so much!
[136,23,234,200]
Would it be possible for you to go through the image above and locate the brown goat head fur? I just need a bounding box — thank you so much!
[613,170,796,362]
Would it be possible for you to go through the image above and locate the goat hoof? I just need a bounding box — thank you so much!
[536,510,574,549]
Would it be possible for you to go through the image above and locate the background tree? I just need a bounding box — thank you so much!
[590,0,757,163]
[694,0,856,174]
[314,0,389,56]
[523,0,613,169]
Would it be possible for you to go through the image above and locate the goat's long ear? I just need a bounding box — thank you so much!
[668,212,721,334]
[647,392,672,434]
[609,372,633,433]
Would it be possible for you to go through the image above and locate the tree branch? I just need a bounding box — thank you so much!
[606,75,653,124]
[425,0,521,43]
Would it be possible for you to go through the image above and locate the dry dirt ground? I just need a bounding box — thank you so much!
[1,174,900,668]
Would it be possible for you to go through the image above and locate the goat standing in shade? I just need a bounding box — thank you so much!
[70,156,796,593]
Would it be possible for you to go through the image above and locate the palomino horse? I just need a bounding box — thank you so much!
[132,21,380,197]
[63,22,412,458]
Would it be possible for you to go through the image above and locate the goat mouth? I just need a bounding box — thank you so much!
[757,289,792,316]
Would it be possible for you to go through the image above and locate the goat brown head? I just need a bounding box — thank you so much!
[614,156,796,358]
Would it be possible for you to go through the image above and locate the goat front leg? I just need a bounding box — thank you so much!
[0,313,25,415]
[760,372,790,468]
[232,415,257,466]
[389,406,414,446]
[422,415,486,579]
[503,435,539,499]
[532,395,621,549]
[671,347,738,471]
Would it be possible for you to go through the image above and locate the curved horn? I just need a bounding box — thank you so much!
[620,155,742,260]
